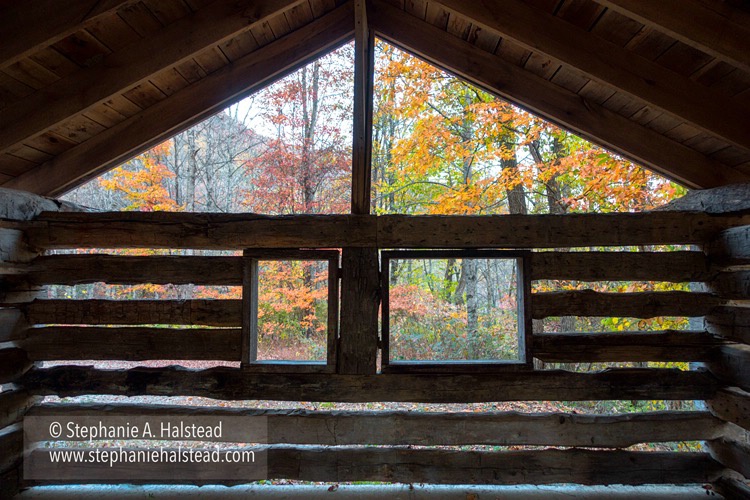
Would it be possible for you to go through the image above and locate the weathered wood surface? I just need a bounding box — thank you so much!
[708,387,750,432]
[0,187,84,221]
[0,387,37,429]
[709,225,750,264]
[22,250,716,286]
[23,446,722,485]
[705,306,750,344]
[709,271,750,299]
[29,403,726,448]
[0,308,27,342]
[0,229,36,264]
[21,366,719,402]
[714,476,750,500]
[22,326,241,361]
[338,248,379,375]
[24,254,243,286]
[21,299,242,327]
[533,331,729,362]
[530,251,712,282]
[0,423,23,475]
[707,344,750,393]
[0,345,31,384]
[24,211,750,249]
[708,438,750,479]
[531,290,721,319]
[657,183,750,214]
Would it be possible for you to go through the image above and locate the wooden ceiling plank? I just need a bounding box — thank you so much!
[2,2,355,196]
[0,0,138,72]
[369,0,747,189]
[0,0,307,157]
[433,0,750,153]
[595,0,750,74]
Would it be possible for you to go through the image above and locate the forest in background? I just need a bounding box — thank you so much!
[56,41,693,385]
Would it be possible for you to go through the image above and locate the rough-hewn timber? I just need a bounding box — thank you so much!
[21,327,241,361]
[707,344,750,392]
[533,331,728,362]
[23,447,722,485]
[531,291,721,319]
[23,211,750,249]
[708,386,750,432]
[21,366,718,402]
[28,404,726,448]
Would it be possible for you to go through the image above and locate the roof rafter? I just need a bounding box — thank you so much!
[433,0,750,153]
[369,0,747,189]
[0,0,139,72]
[595,0,750,74]
[0,0,307,158]
[2,2,355,197]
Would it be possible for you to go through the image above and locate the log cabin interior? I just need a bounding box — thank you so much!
[1,0,750,497]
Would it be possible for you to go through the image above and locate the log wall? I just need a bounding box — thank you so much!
[6,206,750,491]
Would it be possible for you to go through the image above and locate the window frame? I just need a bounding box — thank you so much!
[241,248,340,373]
[380,249,532,373]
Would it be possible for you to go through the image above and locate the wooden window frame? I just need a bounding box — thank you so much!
[241,249,340,373]
[380,249,532,373]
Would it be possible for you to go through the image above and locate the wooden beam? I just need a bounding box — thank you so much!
[714,476,750,500]
[531,290,721,319]
[22,326,241,361]
[0,0,138,71]
[706,306,750,344]
[0,423,23,475]
[0,387,37,429]
[2,3,355,196]
[368,0,747,188]
[529,251,712,282]
[708,438,750,479]
[707,344,750,393]
[709,225,750,265]
[22,366,719,401]
[23,210,750,250]
[595,0,750,74]
[22,299,242,327]
[350,0,375,214]
[24,254,244,286]
[338,247,380,374]
[29,403,726,448]
[0,0,306,157]
[708,386,750,432]
[24,446,722,485]
[533,331,729,363]
[434,0,750,153]
[0,346,31,384]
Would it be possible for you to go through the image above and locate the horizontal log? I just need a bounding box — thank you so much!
[705,306,750,344]
[0,387,38,429]
[708,438,750,479]
[533,331,728,363]
[708,386,750,431]
[0,308,27,342]
[0,423,22,475]
[21,299,242,327]
[709,225,750,264]
[23,446,722,485]
[714,476,750,500]
[530,251,712,282]
[27,212,375,250]
[22,251,716,286]
[706,344,750,392]
[0,345,31,384]
[29,403,726,448]
[21,366,719,402]
[710,271,750,299]
[24,211,750,249]
[22,327,241,361]
[24,254,243,286]
[531,290,721,319]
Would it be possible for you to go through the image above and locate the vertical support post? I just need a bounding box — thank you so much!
[338,247,380,374]
[351,0,374,215]
[241,252,259,366]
